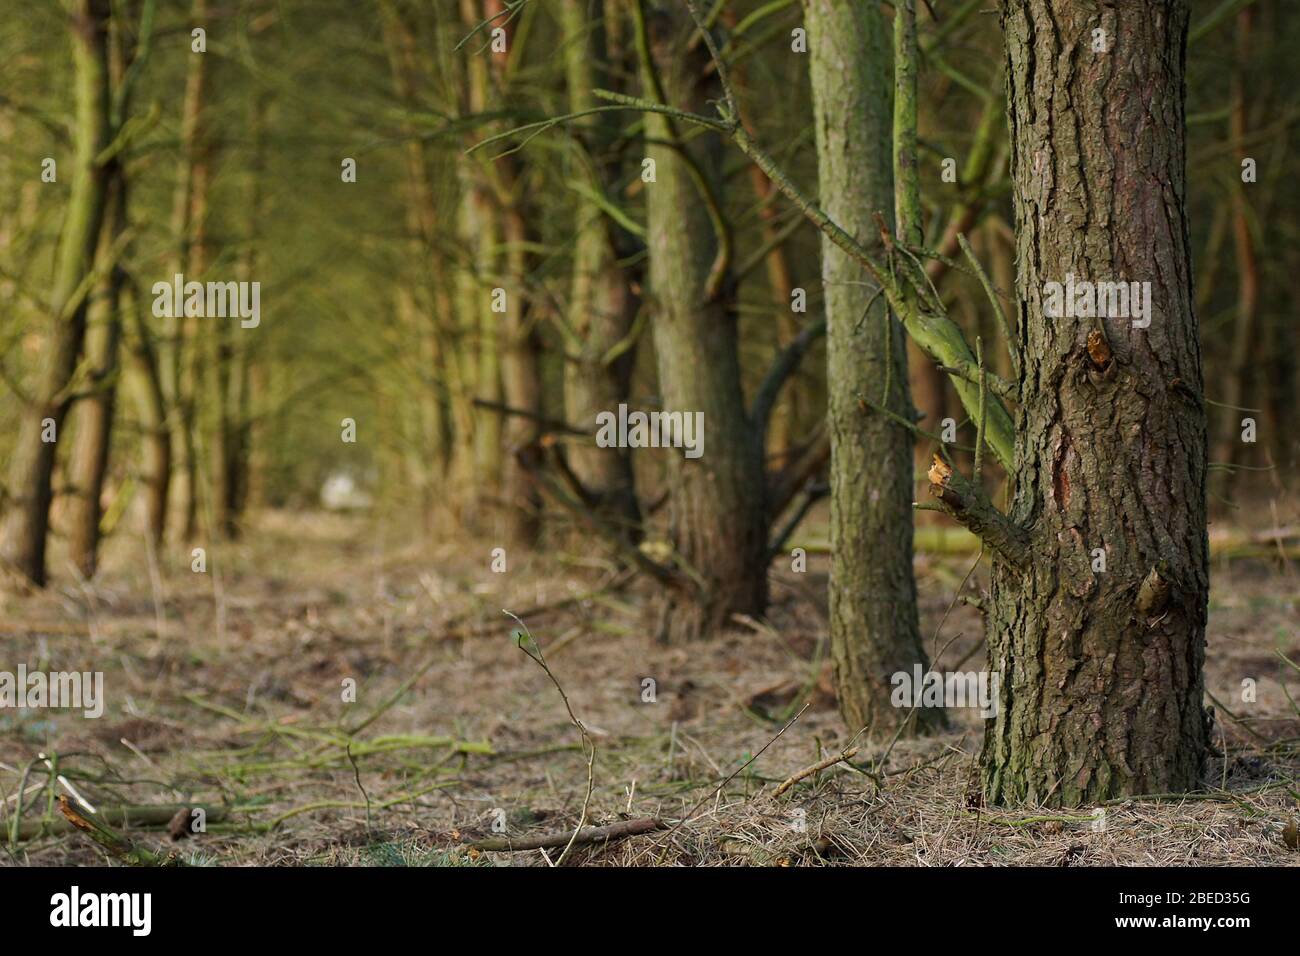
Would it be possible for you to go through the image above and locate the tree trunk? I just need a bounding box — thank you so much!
[1212,6,1258,501]
[0,0,112,588]
[499,203,543,545]
[805,0,940,735]
[222,93,266,534]
[722,5,801,465]
[379,0,450,528]
[984,0,1208,806]
[485,1,542,547]
[560,0,641,541]
[464,1,503,521]
[160,0,210,543]
[641,7,767,642]
[66,170,125,578]
[125,278,170,546]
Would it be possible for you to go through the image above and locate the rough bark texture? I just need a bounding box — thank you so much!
[642,7,766,643]
[805,0,940,736]
[0,0,112,587]
[985,0,1209,806]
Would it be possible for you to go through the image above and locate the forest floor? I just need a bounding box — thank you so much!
[1,509,1297,867]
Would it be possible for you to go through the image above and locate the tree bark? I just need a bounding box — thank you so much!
[641,6,767,642]
[485,0,542,547]
[1212,5,1258,500]
[983,0,1209,806]
[499,203,543,545]
[66,170,125,578]
[464,1,504,521]
[722,5,801,465]
[806,0,941,735]
[379,0,451,528]
[0,0,112,588]
[560,0,641,541]
[160,0,210,543]
[125,277,170,546]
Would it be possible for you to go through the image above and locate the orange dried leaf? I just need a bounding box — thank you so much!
[928,454,952,487]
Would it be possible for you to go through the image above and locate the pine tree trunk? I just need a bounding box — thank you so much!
[486,4,542,547]
[223,93,266,533]
[467,1,503,518]
[642,8,767,642]
[722,5,800,466]
[560,0,641,540]
[67,171,125,577]
[497,191,542,545]
[161,0,210,543]
[805,0,941,735]
[1212,6,1258,501]
[380,0,450,528]
[0,0,112,588]
[984,0,1209,806]
[126,279,170,546]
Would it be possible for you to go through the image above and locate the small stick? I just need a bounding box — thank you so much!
[958,232,1019,378]
[467,817,667,852]
[772,746,860,798]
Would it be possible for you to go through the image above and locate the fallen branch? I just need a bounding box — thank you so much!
[56,796,183,866]
[467,816,667,852]
[772,746,860,798]
[11,803,229,842]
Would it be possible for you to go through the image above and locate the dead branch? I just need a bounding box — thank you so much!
[772,746,860,798]
[924,454,1029,570]
[56,795,183,866]
[466,816,667,852]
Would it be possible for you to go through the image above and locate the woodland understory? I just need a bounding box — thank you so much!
[1,511,1297,866]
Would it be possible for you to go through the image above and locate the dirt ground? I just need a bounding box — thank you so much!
[1,510,1297,867]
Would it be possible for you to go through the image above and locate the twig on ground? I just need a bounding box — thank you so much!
[467,816,667,852]
[772,746,860,798]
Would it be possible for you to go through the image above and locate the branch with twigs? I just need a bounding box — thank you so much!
[467,816,667,853]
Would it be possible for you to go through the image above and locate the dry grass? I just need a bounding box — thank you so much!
[1,510,1297,867]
